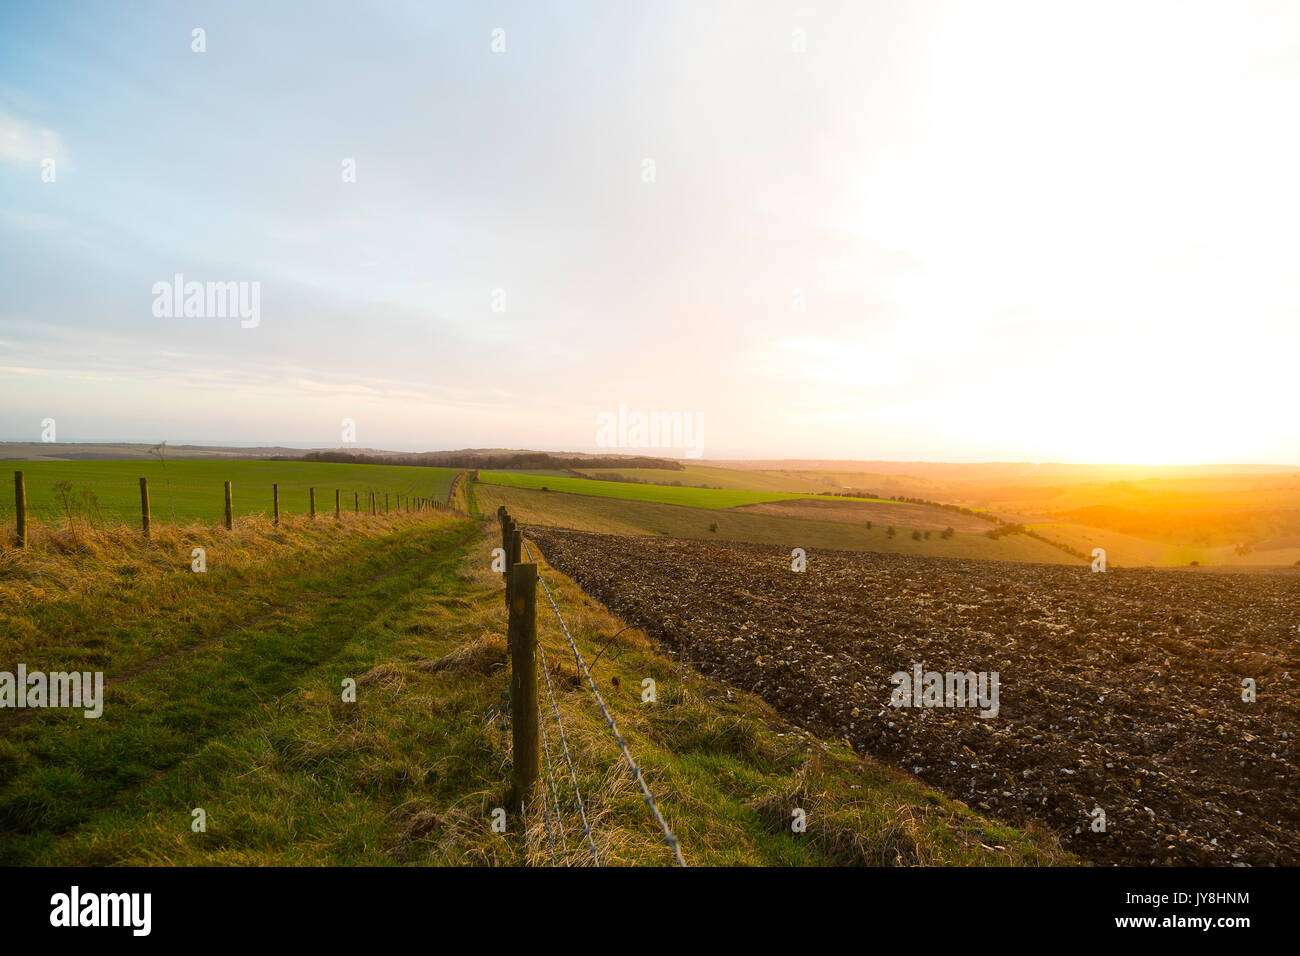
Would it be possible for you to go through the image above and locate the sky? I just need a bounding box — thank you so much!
[2,0,1298,464]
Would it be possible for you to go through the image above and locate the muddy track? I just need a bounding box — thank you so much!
[527,528,1300,866]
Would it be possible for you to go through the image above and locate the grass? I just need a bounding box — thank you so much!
[2,459,460,527]
[479,470,895,509]
[475,482,1076,564]
[573,465,856,493]
[1026,520,1300,568]
[0,512,1074,865]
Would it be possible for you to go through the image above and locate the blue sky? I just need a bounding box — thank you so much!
[3,1,1299,463]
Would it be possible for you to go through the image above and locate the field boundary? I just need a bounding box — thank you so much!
[496,505,686,866]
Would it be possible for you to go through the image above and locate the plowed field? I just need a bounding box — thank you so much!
[528,529,1300,865]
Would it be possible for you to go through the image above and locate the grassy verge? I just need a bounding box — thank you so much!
[0,515,1075,865]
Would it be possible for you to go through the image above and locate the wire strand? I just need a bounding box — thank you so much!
[536,702,569,866]
[536,632,600,865]
[524,538,687,867]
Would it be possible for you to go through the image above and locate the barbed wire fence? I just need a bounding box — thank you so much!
[498,505,685,867]
[6,468,469,546]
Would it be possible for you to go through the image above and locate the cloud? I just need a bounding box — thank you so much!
[2,209,64,232]
[0,106,71,169]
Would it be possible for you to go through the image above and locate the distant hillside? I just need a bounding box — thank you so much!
[698,459,1300,479]
[0,442,313,461]
[299,450,685,471]
[0,442,689,469]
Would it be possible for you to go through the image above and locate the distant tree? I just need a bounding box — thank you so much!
[923,530,931,540]
[911,530,922,540]
[865,520,872,530]
[708,522,718,532]
[886,526,896,538]
[941,526,955,540]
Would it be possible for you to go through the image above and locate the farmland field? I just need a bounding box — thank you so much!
[478,470,893,509]
[0,511,1071,866]
[2,459,460,526]
[573,465,856,494]
[565,463,1300,568]
[528,528,1300,866]
[474,481,1074,563]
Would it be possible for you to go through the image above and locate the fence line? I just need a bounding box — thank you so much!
[8,469,462,546]
[535,625,599,864]
[445,469,468,509]
[525,538,687,867]
[497,505,685,866]
[536,703,566,866]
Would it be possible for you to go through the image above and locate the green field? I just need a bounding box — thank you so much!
[4,459,1084,566]
[479,470,892,509]
[3,460,460,526]
[476,482,1076,564]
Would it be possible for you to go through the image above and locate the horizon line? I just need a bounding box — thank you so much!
[1,439,1297,470]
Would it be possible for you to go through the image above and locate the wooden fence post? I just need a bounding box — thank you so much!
[273,483,280,526]
[501,518,514,592]
[224,481,233,530]
[508,561,539,812]
[506,527,522,606]
[310,487,316,518]
[371,490,376,516]
[354,492,359,514]
[139,477,150,539]
[335,489,341,519]
[385,492,389,514]
[14,471,27,548]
